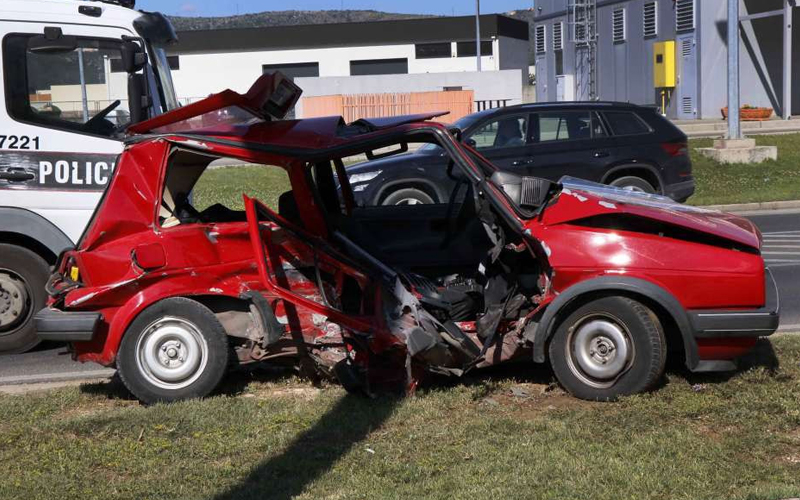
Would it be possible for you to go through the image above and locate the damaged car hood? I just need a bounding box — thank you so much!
[540,177,762,250]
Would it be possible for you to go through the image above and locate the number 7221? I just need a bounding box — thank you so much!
[0,135,40,150]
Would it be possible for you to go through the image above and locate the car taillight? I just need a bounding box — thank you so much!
[661,142,688,157]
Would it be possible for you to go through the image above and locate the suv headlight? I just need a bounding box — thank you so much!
[348,170,382,184]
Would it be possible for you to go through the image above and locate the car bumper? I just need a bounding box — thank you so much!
[688,268,780,339]
[664,179,696,202]
[34,308,101,342]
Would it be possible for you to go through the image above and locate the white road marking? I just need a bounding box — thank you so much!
[0,369,115,386]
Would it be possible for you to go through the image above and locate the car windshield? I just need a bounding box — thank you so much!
[146,105,262,134]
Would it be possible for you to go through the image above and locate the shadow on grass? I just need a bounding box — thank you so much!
[678,338,780,386]
[212,393,399,500]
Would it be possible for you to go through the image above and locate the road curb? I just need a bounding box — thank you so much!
[0,368,116,387]
[698,199,800,213]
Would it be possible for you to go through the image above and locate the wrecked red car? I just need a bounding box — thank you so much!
[35,74,779,404]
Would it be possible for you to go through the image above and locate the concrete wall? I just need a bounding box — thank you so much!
[169,38,523,101]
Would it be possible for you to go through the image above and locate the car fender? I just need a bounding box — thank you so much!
[0,207,74,257]
[600,162,664,192]
[530,275,699,370]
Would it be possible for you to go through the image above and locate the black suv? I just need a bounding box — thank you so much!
[346,102,694,206]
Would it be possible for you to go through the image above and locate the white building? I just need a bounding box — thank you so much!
[166,15,531,107]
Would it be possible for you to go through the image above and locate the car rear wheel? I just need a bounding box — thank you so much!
[381,188,435,206]
[609,176,656,194]
[548,296,666,401]
[0,244,49,354]
[117,297,229,404]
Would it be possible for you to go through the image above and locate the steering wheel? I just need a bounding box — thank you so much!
[84,100,121,132]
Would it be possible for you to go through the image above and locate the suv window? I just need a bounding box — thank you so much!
[467,115,528,150]
[532,110,605,143]
[603,111,652,136]
[3,35,131,137]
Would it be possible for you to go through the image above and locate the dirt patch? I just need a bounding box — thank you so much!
[478,382,595,417]
[243,385,323,401]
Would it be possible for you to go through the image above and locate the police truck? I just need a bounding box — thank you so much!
[0,0,179,353]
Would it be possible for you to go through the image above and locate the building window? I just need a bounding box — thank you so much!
[415,42,451,59]
[456,41,493,58]
[535,25,546,54]
[676,0,694,32]
[643,2,657,38]
[612,8,626,43]
[262,62,319,81]
[553,22,563,51]
[350,58,408,76]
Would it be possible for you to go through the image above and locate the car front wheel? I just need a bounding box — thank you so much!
[548,296,666,401]
[381,188,435,206]
[117,297,229,404]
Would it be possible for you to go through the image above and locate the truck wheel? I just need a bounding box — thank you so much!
[609,176,656,194]
[0,244,49,354]
[117,298,229,404]
[548,296,666,401]
[381,188,435,206]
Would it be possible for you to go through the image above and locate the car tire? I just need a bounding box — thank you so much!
[609,176,656,194]
[117,297,229,404]
[0,244,49,354]
[381,188,435,206]
[548,296,667,401]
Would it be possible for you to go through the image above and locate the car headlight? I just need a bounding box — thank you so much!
[348,170,382,184]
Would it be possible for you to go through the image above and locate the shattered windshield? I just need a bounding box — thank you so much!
[559,176,716,213]
[147,105,262,134]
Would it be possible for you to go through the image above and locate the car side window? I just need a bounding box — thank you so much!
[602,111,652,136]
[3,35,131,138]
[533,110,599,143]
[467,115,529,150]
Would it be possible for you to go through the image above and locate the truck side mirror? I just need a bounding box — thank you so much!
[29,27,77,54]
[128,73,150,125]
[121,41,147,73]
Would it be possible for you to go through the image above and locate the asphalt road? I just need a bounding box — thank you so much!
[2,208,800,386]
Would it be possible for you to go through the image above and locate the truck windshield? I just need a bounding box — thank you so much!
[149,44,179,113]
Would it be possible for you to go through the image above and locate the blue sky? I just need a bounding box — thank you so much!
[137,0,533,17]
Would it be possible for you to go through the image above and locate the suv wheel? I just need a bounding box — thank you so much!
[117,298,229,404]
[609,176,656,194]
[548,296,667,401]
[0,244,49,354]
[381,188,435,206]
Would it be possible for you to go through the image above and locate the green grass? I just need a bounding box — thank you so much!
[1,336,799,500]
[193,165,290,212]
[689,133,800,206]
[186,133,800,211]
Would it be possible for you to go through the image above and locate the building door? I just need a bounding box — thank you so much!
[676,34,697,120]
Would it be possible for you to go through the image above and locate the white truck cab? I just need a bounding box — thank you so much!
[0,0,179,352]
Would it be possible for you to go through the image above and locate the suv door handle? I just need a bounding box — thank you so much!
[0,169,35,182]
[593,151,610,158]
[511,158,535,166]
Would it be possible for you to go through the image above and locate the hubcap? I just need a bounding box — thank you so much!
[0,271,29,334]
[565,314,634,389]
[395,198,423,205]
[135,316,208,390]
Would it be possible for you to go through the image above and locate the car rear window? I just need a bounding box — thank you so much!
[603,111,652,136]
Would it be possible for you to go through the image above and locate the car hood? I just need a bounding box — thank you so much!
[539,177,762,250]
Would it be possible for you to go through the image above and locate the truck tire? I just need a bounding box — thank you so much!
[0,244,49,354]
[548,296,667,401]
[117,297,229,404]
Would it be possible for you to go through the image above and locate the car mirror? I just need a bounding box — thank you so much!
[464,138,477,148]
[121,40,147,73]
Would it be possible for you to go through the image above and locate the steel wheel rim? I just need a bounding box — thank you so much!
[564,313,635,389]
[135,316,208,390]
[0,269,31,336]
[621,185,645,193]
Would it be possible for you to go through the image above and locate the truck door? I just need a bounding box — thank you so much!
[0,21,137,243]
[0,20,137,353]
